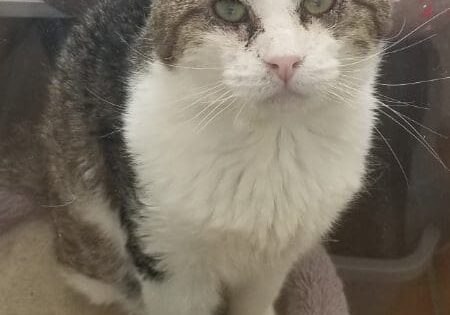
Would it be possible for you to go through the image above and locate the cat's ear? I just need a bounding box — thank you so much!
[43,0,99,17]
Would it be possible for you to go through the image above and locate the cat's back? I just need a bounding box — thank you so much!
[0,0,151,221]
[44,0,151,197]
[50,0,151,118]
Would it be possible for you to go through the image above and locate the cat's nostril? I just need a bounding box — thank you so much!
[293,60,302,68]
[264,55,303,83]
[269,63,280,70]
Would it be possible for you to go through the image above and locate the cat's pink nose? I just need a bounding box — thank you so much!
[265,56,303,83]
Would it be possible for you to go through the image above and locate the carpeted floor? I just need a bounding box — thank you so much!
[0,215,124,315]
[0,214,350,315]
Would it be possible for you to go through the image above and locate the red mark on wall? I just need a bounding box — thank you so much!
[418,0,433,19]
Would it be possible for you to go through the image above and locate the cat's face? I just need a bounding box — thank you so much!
[147,0,391,115]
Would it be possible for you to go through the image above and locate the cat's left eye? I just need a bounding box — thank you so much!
[303,0,335,15]
[214,0,248,23]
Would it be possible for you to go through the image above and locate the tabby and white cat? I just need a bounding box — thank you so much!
[42,0,391,314]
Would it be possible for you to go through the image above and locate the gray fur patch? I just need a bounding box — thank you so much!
[52,207,142,298]
[332,0,392,52]
[148,0,210,63]
[53,208,126,281]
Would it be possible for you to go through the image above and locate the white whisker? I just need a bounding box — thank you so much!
[379,76,450,87]
[195,93,236,129]
[386,104,430,110]
[384,8,450,51]
[197,97,237,132]
[340,8,450,68]
[85,87,123,109]
[379,103,447,139]
[383,18,407,43]
[373,126,409,186]
[324,84,354,106]
[377,105,448,169]
[190,90,232,123]
[173,82,225,108]
[338,75,431,110]
[152,60,223,71]
[234,101,249,124]
[177,86,227,115]
[384,34,437,56]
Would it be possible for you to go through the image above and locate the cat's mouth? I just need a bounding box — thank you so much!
[264,86,307,105]
[270,84,307,100]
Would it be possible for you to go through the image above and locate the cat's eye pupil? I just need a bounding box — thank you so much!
[214,0,248,23]
[226,7,235,15]
[311,0,321,7]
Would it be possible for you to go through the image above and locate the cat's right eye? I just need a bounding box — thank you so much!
[214,0,248,23]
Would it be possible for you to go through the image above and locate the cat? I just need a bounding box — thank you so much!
[2,0,392,314]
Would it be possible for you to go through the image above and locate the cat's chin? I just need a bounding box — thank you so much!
[261,88,309,107]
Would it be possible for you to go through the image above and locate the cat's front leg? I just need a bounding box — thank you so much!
[264,307,277,315]
[227,265,290,315]
[141,263,223,315]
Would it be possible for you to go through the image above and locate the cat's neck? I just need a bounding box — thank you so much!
[124,65,375,253]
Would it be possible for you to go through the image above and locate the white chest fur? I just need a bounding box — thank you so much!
[124,67,375,275]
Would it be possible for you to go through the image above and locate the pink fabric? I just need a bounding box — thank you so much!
[277,246,349,315]
[0,190,38,234]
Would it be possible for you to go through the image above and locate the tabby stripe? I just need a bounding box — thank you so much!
[159,7,206,63]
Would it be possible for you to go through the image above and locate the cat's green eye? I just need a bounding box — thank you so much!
[303,0,335,15]
[214,0,248,23]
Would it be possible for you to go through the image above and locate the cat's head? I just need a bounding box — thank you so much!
[144,0,391,123]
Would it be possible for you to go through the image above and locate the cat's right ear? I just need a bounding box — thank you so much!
[43,0,100,17]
